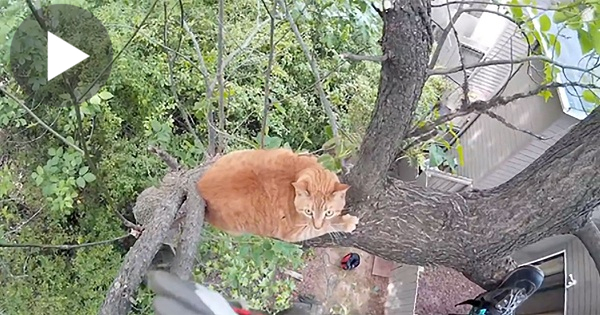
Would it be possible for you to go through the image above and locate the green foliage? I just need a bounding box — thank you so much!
[0,0,380,313]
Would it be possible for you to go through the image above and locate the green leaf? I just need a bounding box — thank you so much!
[76,177,86,188]
[317,153,337,171]
[264,136,283,149]
[552,11,567,23]
[456,144,465,166]
[98,91,113,100]
[83,173,96,183]
[589,22,600,54]
[79,166,89,176]
[577,29,593,54]
[539,90,553,102]
[539,14,551,32]
[48,147,56,156]
[428,144,444,167]
[547,34,561,57]
[89,95,101,105]
[582,90,599,103]
[35,175,44,186]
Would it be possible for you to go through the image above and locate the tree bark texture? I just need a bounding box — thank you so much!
[302,0,600,289]
[575,220,600,278]
[101,0,600,311]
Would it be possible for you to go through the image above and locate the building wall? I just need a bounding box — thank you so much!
[456,62,566,186]
[514,235,600,315]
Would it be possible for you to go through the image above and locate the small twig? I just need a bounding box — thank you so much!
[279,0,339,141]
[0,86,84,155]
[481,110,548,140]
[163,4,203,147]
[431,0,579,11]
[148,146,182,171]
[4,207,43,236]
[0,234,129,250]
[76,0,160,103]
[260,0,278,149]
[428,3,465,69]
[408,81,600,138]
[428,55,600,80]
[216,0,226,153]
[339,52,387,63]
[446,4,470,110]
[181,20,217,156]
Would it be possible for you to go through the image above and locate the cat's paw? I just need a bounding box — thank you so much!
[341,214,359,233]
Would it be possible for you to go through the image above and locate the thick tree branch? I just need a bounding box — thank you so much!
[574,219,600,278]
[307,106,600,288]
[346,0,433,193]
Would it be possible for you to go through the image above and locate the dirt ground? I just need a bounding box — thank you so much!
[294,247,388,315]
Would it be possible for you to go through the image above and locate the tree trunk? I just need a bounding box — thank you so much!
[575,219,600,278]
[301,0,600,289]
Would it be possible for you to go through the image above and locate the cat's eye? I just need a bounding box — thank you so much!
[304,209,313,215]
[325,210,334,217]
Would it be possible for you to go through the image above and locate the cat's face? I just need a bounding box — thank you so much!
[291,177,350,230]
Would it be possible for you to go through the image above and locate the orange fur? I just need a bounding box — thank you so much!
[196,148,359,242]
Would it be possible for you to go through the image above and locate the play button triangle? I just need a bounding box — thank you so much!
[47,31,89,82]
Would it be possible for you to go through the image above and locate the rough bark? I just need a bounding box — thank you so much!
[574,219,600,278]
[306,105,600,289]
[345,0,432,194]
[99,157,212,315]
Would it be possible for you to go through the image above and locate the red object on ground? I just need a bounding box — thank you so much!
[340,252,361,270]
[232,307,252,315]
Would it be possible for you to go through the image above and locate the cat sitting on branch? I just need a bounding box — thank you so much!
[196,148,359,243]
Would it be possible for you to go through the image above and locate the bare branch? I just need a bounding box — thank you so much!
[428,3,465,69]
[429,55,600,79]
[181,20,210,86]
[222,19,270,69]
[261,1,278,148]
[340,52,387,63]
[408,81,600,138]
[432,0,580,12]
[447,4,470,110]
[481,110,548,140]
[216,0,226,153]
[429,7,520,70]
[0,86,84,155]
[182,20,217,156]
[163,7,204,148]
[148,146,182,171]
[279,0,339,140]
[1,234,129,250]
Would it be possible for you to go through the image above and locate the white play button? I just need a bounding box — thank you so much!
[47,31,89,82]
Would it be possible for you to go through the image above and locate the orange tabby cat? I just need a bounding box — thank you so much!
[196,148,359,242]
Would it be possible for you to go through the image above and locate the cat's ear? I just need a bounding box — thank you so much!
[331,183,350,198]
[292,181,310,197]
